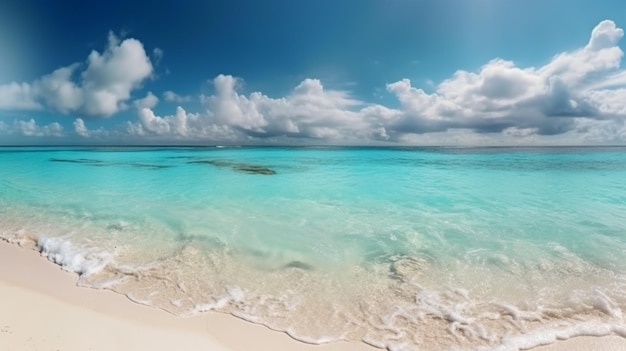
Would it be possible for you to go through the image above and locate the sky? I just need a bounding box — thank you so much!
[1,0,626,146]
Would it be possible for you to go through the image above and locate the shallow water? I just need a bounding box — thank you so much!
[1,146,626,350]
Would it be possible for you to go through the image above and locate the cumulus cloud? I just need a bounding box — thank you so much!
[0,32,153,117]
[383,20,626,141]
[4,20,626,145]
[0,82,42,110]
[126,75,387,142]
[14,119,64,137]
[163,90,192,103]
[126,106,237,141]
[80,32,153,116]
[73,118,89,137]
[136,106,190,136]
[202,75,371,139]
[37,65,83,113]
[126,19,626,145]
[72,118,110,138]
[133,91,159,109]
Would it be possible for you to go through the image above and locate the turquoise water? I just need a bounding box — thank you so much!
[1,146,626,350]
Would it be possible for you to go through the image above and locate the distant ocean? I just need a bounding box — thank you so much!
[2,146,626,350]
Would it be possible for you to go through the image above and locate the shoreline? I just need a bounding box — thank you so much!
[1,240,624,351]
[0,240,374,351]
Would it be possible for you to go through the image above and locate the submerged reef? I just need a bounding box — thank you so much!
[188,160,277,175]
[49,158,172,170]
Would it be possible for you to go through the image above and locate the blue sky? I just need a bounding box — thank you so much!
[1,0,626,145]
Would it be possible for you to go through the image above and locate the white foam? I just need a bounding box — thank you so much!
[484,322,626,351]
[37,236,111,276]
[592,288,623,320]
[193,286,245,313]
[491,302,543,322]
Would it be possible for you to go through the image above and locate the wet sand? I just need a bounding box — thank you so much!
[0,240,623,351]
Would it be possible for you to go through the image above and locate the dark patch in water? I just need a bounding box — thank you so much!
[129,163,173,170]
[189,160,276,175]
[50,158,172,170]
[50,158,106,165]
[283,261,314,270]
[167,156,197,159]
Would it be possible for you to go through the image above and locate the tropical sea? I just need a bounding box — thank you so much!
[1,146,626,351]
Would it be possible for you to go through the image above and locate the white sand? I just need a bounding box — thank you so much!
[0,240,624,351]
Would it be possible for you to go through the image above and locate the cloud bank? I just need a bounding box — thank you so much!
[0,32,152,117]
[2,21,626,145]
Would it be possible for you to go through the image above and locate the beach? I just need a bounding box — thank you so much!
[0,240,375,351]
[1,240,625,351]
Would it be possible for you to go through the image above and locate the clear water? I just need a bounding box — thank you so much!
[2,146,626,350]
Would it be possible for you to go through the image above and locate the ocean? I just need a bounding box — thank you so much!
[1,146,626,350]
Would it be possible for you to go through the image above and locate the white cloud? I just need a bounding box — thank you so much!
[3,20,626,145]
[0,32,153,117]
[129,18,626,145]
[384,20,626,141]
[14,119,64,137]
[163,90,192,103]
[80,32,153,116]
[127,75,381,142]
[72,118,110,138]
[586,20,624,52]
[0,82,41,110]
[201,75,369,140]
[73,118,89,137]
[127,106,237,141]
[37,65,83,113]
[136,106,189,136]
[134,91,159,109]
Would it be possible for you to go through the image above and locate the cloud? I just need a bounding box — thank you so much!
[586,20,624,52]
[201,75,372,140]
[153,48,163,66]
[136,106,190,136]
[14,119,64,137]
[80,32,153,116]
[0,82,42,110]
[4,20,626,145]
[73,118,89,137]
[37,65,83,113]
[72,118,109,138]
[133,91,159,109]
[163,90,192,103]
[129,17,626,145]
[127,75,386,142]
[126,106,237,141]
[383,20,626,141]
[72,118,112,140]
[0,32,153,117]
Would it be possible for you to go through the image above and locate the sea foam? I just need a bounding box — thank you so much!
[37,236,111,276]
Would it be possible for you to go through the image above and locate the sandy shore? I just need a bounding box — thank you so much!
[1,240,624,351]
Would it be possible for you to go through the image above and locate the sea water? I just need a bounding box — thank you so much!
[1,146,626,350]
